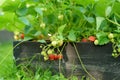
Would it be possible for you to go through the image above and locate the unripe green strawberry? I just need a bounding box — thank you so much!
[110,39,114,43]
[112,53,118,58]
[40,45,43,48]
[41,51,47,56]
[47,49,53,54]
[51,41,58,47]
[112,53,115,57]
[108,33,114,39]
[118,48,120,52]
[44,56,49,61]
[14,35,19,40]
[40,23,45,28]
[58,14,63,20]
[113,49,116,53]
[50,36,56,41]
[57,40,63,46]
[114,53,118,58]
[94,40,99,45]
[41,8,47,12]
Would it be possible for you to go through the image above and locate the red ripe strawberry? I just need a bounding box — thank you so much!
[81,38,88,42]
[48,54,55,60]
[54,54,59,60]
[88,36,96,42]
[57,54,63,60]
[20,33,24,39]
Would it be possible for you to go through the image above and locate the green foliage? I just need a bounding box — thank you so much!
[0,0,120,61]
[0,43,79,80]
[1,1,120,79]
[1,0,120,57]
[68,30,76,42]
[1,0,120,42]
[96,32,110,45]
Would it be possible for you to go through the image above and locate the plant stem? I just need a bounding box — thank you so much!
[115,12,120,19]
[59,58,61,74]
[73,43,96,80]
[57,42,67,74]
[106,18,120,27]
[61,42,67,52]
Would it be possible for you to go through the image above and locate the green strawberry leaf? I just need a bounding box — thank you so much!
[24,25,32,34]
[68,30,76,42]
[16,7,28,16]
[84,16,95,23]
[96,17,105,31]
[34,7,43,16]
[34,31,41,36]
[105,6,112,17]
[38,39,46,43]
[114,30,120,33]
[58,24,66,34]
[23,36,33,41]
[96,32,110,45]
[18,17,30,25]
[79,7,86,13]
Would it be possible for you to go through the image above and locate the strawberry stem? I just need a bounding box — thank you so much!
[106,17,120,27]
[73,43,96,80]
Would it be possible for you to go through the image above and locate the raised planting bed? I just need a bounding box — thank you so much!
[13,41,120,80]
[69,42,120,80]
[13,41,67,75]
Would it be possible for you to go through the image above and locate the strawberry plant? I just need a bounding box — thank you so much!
[0,0,119,46]
[1,0,120,79]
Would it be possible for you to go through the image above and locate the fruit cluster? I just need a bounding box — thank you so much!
[40,34,64,61]
[41,48,63,61]
[80,33,120,58]
[48,54,63,60]
[81,36,96,42]
[81,36,99,45]
[14,32,24,40]
[81,33,114,46]
[108,33,120,58]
